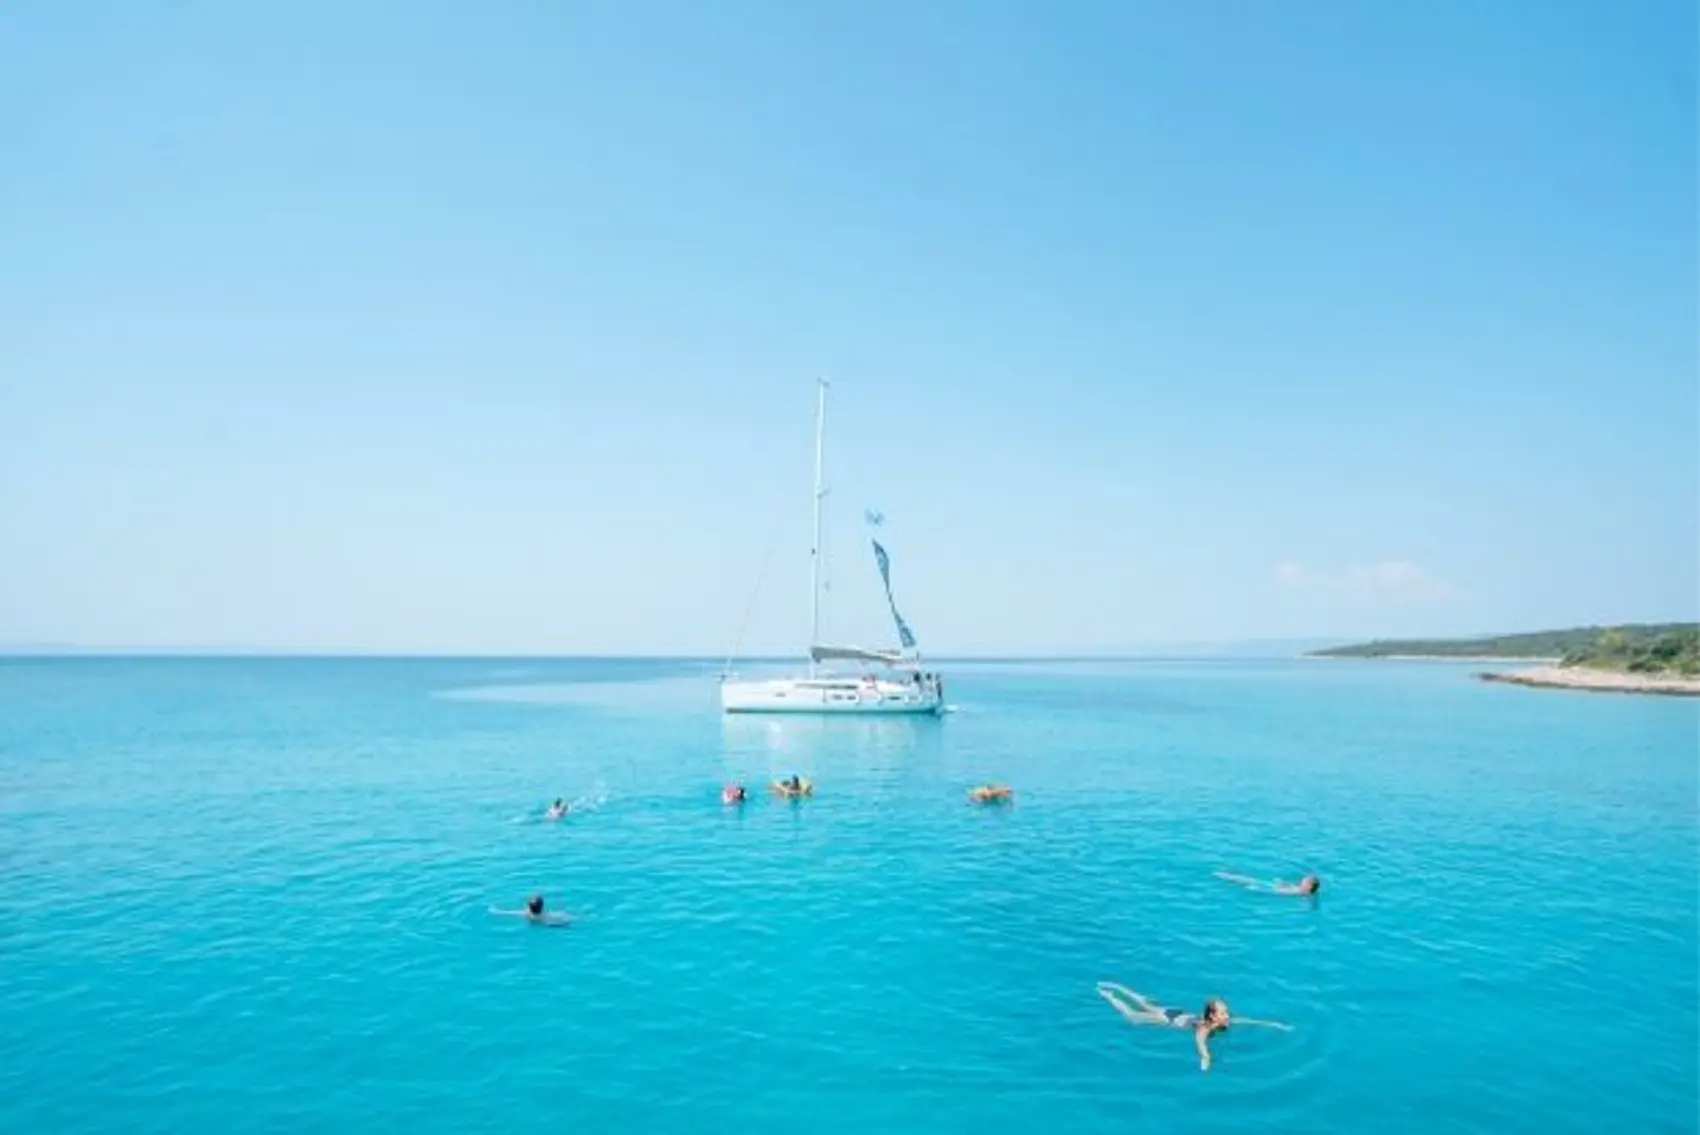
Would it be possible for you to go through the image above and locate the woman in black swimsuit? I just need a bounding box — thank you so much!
[1096,983,1288,1071]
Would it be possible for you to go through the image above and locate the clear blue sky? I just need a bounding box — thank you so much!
[1,1,1694,654]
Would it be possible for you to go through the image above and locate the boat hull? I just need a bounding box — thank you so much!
[720,676,944,715]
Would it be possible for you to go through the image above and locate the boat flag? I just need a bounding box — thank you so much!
[871,539,918,650]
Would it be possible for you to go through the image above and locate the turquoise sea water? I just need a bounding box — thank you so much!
[1,656,1695,1133]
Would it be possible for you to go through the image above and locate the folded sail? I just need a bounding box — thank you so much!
[810,645,904,665]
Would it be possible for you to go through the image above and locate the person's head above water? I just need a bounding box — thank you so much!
[526,895,544,916]
[1202,998,1230,1026]
[1299,875,1321,895]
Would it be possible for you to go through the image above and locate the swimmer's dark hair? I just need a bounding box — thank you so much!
[526,895,543,915]
[1307,876,1322,894]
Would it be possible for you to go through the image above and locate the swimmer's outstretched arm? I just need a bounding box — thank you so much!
[1228,1016,1293,1032]
[488,907,570,926]
[1215,872,1275,892]
[1194,1025,1213,1071]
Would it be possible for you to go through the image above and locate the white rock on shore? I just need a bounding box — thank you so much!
[1478,665,1700,697]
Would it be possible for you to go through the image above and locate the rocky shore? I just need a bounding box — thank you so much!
[1477,665,1700,697]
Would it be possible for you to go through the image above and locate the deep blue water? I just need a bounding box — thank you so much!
[1,656,1695,1133]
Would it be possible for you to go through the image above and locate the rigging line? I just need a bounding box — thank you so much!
[846,479,899,652]
[722,489,792,678]
[833,403,900,648]
[818,485,833,644]
[831,405,881,646]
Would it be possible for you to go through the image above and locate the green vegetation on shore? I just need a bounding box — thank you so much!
[1312,624,1700,675]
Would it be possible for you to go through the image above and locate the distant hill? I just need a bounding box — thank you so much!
[1311,624,1700,675]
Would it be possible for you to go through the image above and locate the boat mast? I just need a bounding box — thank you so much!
[809,378,828,677]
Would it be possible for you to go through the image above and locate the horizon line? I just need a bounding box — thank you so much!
[0,641,1341,661]
[4,624,1691,659]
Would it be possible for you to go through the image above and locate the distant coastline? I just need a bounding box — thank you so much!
[1312,623,1700,698]
[1306,653,1559,663]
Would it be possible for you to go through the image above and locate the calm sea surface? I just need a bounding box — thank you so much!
[1,656,1695,1133]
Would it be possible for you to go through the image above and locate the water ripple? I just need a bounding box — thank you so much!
[0,658,1694,1132]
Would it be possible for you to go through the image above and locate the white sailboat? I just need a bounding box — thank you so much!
[720,381,946,716]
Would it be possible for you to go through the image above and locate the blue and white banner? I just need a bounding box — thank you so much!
[871,538,918,651]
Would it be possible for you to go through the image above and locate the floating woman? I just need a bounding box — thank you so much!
[1096,981,1290,1072]
[1216,871,1321,896]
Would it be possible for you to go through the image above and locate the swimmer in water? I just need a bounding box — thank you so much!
[772,775,809,797]
[1217,871,1321,896]
[967,784,1013,804]
[722,784,747,805]
[544,798,569,821]
[1096,982,1290,1072]
[490,893,570,926]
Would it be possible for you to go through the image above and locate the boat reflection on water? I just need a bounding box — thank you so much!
[720,710,940,749]
[717,710,948,790]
